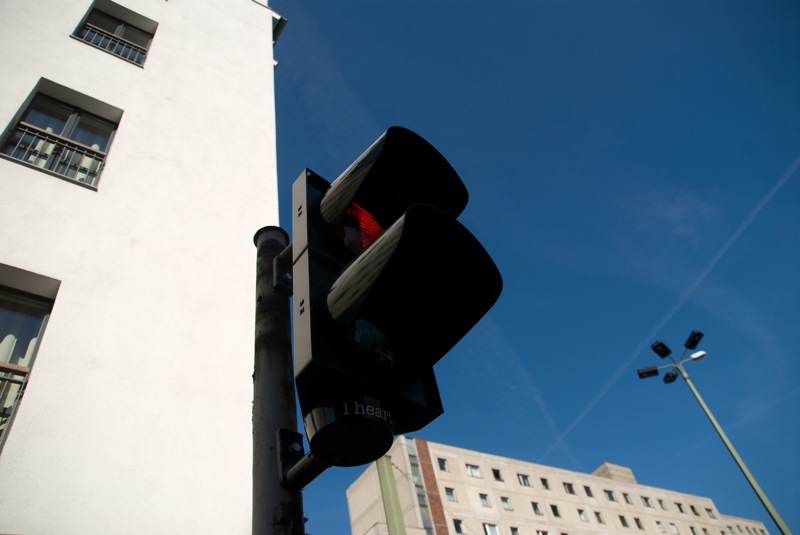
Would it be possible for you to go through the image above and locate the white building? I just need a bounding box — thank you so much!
[0,1,284,533]
[347,437,769,535]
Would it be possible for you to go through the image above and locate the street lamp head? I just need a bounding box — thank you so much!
[690,350,707,361]
[637,366,659,379]
[663,369,680,384]
[651,340,671,358]
[684,330,704,350]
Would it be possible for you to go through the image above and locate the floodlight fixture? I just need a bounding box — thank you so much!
[663,369,679,384]
[684,330,704,350]
[651,340,671,358]
[637,366,659,379]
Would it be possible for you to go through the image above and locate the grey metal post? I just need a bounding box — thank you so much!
[677,366,792,535]
[253,226,304,535]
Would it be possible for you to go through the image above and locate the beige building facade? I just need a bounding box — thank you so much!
[347,437,769,535]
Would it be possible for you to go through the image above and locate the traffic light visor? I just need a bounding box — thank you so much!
[325,204,503,384]
[320,127,469,231]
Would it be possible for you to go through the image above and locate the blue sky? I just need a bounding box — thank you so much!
[270,1,799,533]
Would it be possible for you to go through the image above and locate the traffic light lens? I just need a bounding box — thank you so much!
[337,203,384,254]
[349,319,395,368]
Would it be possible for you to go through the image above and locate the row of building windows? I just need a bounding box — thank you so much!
[452,517,768,535]
[438,458,720,520]
[1,1,157,188]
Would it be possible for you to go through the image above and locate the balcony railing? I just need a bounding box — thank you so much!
[0,361,30,441]
[75,22,148,65]
[2,122,106,187]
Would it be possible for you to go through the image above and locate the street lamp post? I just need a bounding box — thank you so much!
[637,330,791,535]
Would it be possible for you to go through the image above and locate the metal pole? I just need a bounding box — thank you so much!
[253,226,304,535]
[376,456,407,535]
[678,366,792,535]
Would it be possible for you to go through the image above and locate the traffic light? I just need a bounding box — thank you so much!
[290,126,502,467]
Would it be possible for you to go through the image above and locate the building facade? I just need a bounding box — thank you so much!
[347,437,769,535]
[0,0,283,533]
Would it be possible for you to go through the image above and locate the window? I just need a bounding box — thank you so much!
[536,531,549,535]
[563,482,575,494]
[445,487,457,502]
[691,527,698,535]
[532,502,543,515]
[501,497,512,510]
[480,493,490,507]
[635,518,644,530]
[483,524,499,535]
[706,508,717,519]
[595,512,605,525]
[578,509,588,522]
[604,490,616,502]
[620,516,629,528]
[438,458,449,471]
[453,519,464,534]
[492,468,503,481]
[624,493,633,505]
[659,499,668,510]
[1,81,122,188]
[0,267,57,415]
[551,504,561,518]
[584,485,594,497]
[656,522,666,533]
[540,477,550,490]
[518,473,531,486]
[417,492,427,506]
[0,279,55,450]
[676,503,686,513]
[511,528,520,535]
[691,505,700,516]
[466,464,482,478]
[670,523,680,535]
[643,497,653,508]
[703,529,710,535]
[73,0,157,66]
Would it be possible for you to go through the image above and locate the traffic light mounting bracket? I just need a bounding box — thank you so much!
[276,429,330,492]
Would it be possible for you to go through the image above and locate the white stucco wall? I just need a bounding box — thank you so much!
[0,1,281,533]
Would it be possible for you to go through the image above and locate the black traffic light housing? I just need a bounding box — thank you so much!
[290,127,502,467]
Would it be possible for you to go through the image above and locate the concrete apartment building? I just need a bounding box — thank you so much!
[0,0,283,533]
[347,437,769,535]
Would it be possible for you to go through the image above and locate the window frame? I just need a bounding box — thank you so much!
[466,464,482,478]
[72,0,158,66]
[0,265,59,454]
[1,80,122,189]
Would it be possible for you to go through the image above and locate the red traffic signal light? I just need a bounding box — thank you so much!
[291,127,502,467]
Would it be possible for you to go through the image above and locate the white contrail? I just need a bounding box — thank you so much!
[540,153,800,462]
